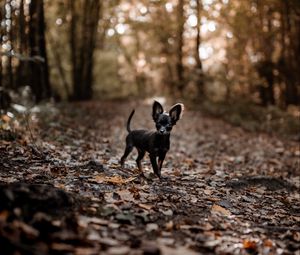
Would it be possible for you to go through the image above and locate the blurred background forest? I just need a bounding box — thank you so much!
[0,0,299,110]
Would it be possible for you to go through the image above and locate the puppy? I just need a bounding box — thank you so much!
[120,101,184,178]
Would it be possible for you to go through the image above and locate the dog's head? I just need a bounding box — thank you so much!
[152,101,184,135]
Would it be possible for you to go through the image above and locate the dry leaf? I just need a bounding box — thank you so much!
[146,223,159,232]
[243,239,257,250]
[92,175,136,185]
[51,243,74,252]
[211,204,231,216]
[75,247,99,255]
[263,239,273,247]
[107,246,130,255]
[116,189,135,201]
[13,221,39,238]
[165,220,174,231]
[173,169,181,176]
[138,203,153,210]
[78,215,109,228]
[0,210,9,222]
[129,186,140,199]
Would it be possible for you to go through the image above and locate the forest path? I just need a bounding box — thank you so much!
[0,100,299,255]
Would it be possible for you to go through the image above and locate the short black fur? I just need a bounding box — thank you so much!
[120,101,184,178]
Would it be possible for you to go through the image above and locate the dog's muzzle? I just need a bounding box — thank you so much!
[159,127,167,134]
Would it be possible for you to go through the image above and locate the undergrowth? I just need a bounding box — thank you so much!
[200,100,300,140]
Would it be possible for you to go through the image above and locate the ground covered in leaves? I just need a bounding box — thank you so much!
[0,100,299,255]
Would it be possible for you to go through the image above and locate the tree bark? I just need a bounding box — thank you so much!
[284,1,298,105]
[70,0,101,101]
[176,0,185,95]
[0,2,4,88]
[195,0,204,98]
[69,0,78,100]
[256,2,275,105]
[16,0,27,89]
[37,0,51,98]
[6,0,14,89]
[29,0,51,102]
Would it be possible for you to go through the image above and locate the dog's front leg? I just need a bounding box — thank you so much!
[136,149,145,173]
[150,154,160,178]
[158,151,167,176]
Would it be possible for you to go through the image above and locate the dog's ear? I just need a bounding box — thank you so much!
[152,101,164,121]
[169,103,184,125]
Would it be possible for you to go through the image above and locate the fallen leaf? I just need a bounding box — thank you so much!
[211,204,231,216]
[129,186,140,199]
[117,189,135,201]
[160,245,199,255]
[75,247,100,255]
[165,221,174,231]
[146,223,159,232]
[243,239,257,250]
[92,175,137,185]
[99,237,120,246]
[78,215,109,228]
[138,203,153,210]
[107,246,130,255]
[51,243,74,252]
[0,210,9,222]
[173,169,181,176]
[160,209,173,216]
[13,220,39,238]
[264,239,273,247]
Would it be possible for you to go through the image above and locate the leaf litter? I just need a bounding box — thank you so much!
[0,100,299,255]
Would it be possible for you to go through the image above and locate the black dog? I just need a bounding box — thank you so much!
[120,101,184,178]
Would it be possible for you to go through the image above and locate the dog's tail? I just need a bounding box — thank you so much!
[126,110,135,133]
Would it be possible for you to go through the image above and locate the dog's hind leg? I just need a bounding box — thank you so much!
[120,144,133,167]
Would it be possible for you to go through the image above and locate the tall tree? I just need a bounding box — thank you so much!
[28,0,51,102]
[176,0,185,95]
[279,0,299,105]
[16,0,28,89]
[194,0,204,97]
[6,0,14,89]
[0,1,4,88]
[70,0,102,100]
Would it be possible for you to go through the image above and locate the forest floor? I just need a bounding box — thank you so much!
[0,100,299,255]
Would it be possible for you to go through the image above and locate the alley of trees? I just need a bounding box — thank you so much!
[0,0,299,107]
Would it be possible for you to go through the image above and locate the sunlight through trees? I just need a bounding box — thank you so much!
[0,0,299,107]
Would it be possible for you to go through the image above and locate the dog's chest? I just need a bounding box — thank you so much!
[153,135,170,152]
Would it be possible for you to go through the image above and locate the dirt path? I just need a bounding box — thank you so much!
[0,100,299,255]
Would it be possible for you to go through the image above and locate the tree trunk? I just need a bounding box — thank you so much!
[70,0,101,101]
[69,0,78,100]
[82,0,101,100]
[16,0,27,89]
[0,2,4,88]
[29,0,40,101]
[195,0,204,98]
[7,0,14,89]
[37,0,51,98]
[256,2,275,105]
[29,0,51,102]
[284,1,298,105]
[176,0,185,95]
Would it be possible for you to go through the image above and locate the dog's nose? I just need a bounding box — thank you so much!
[159,127,166,134]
